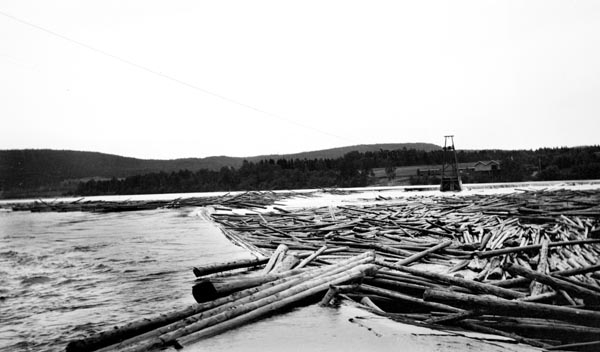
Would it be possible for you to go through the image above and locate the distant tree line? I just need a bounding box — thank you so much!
[75,154,370,195]
[74,146,600,196]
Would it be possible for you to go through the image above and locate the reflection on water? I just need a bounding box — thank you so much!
[0,208,252,351]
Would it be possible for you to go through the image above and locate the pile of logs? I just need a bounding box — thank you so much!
[65,188,600,351]
[4,191,304,213]
[204,188,600,350]
[66,252,378,352]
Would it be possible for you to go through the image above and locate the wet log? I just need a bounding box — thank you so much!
[175,263,378,347]
[360,296,386,313]
[296,245,327,269]
[423,289,600,326]
[530,238,549,296]
[504,263,600,301]
[69,266,316,352]
[456,320,550,348]
[101,254,375,352]
[271,253,300,273]
[261,244,288,274]
[364,277,431,293]
[192,257,269,277]
[554,263,600,277]
[375,259,525,299]
[319,284,359,306]
[395,240,453,266]
[423,310,480,324]
[358,284,463,313]
[475,239,600,259]
[546,340,600,351]
[482,320,600,344]
[192,267,309,303]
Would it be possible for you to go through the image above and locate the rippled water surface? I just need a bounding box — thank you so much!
[0,207,252,351]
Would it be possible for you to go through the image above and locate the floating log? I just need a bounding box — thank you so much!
[359,284,463,313]
[360,296,386,313]
[296,245,327,269]
[475,239,600,259]
[192,257,269,278]
[546,340,600,351]
[376,259,525,299]
[504,263,600,302]
[457,320,551,348]
[271,253,300,273]
[175,263,378,347]
[100,253,376,352]
[192,267,311,303]
[395,240,453,266]
[423,289,600,326]
[530,238,549,296]
[261,244,288,274]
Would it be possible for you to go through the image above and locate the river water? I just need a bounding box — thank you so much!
[2,183,580,351]
[0,207,253,351]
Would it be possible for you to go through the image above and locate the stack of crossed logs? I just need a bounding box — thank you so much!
[66,189,600,351]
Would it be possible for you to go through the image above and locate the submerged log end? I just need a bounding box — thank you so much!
[192,267,203,277]
[65,340,86,352]
[192,280,219,303]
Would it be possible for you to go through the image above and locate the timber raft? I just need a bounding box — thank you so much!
[65,187,600,351]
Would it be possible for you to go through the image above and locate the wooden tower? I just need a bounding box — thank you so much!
[440,135,462,192]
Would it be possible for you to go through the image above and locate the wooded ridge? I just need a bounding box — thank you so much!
[1,144,599,198]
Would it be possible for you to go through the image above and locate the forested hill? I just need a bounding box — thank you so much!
[254,143,441,160]
[0,143,440,198]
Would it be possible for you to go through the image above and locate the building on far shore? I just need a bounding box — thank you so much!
[473,160,500,173]
[416,161,500,177]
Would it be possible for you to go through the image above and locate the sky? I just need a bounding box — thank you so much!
[1,1,599,160]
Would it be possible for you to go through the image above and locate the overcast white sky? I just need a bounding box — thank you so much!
[1,1,599,159]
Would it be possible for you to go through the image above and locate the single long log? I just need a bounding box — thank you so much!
[192,257,269,277]
[358,284,463,313]
[457,321,550,348]
[530,238,549,296]
[553,263,600,277]
[475,239,600,259]
[504,263,600,301]
[424,310,480,324]
[481,320,600,343]
[375,259,525,299]
[546,340,600,351]
[193,267,309,303]
[490,263,600,288]
[364,277,431,293]
[395,240,453,266]
[296,245,327,269]
[423,289,600,326]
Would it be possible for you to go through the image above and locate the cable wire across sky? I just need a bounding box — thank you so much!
[0,10,360,146]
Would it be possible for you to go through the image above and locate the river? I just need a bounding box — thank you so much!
[4,183,586,351]
[0,206,253,351]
